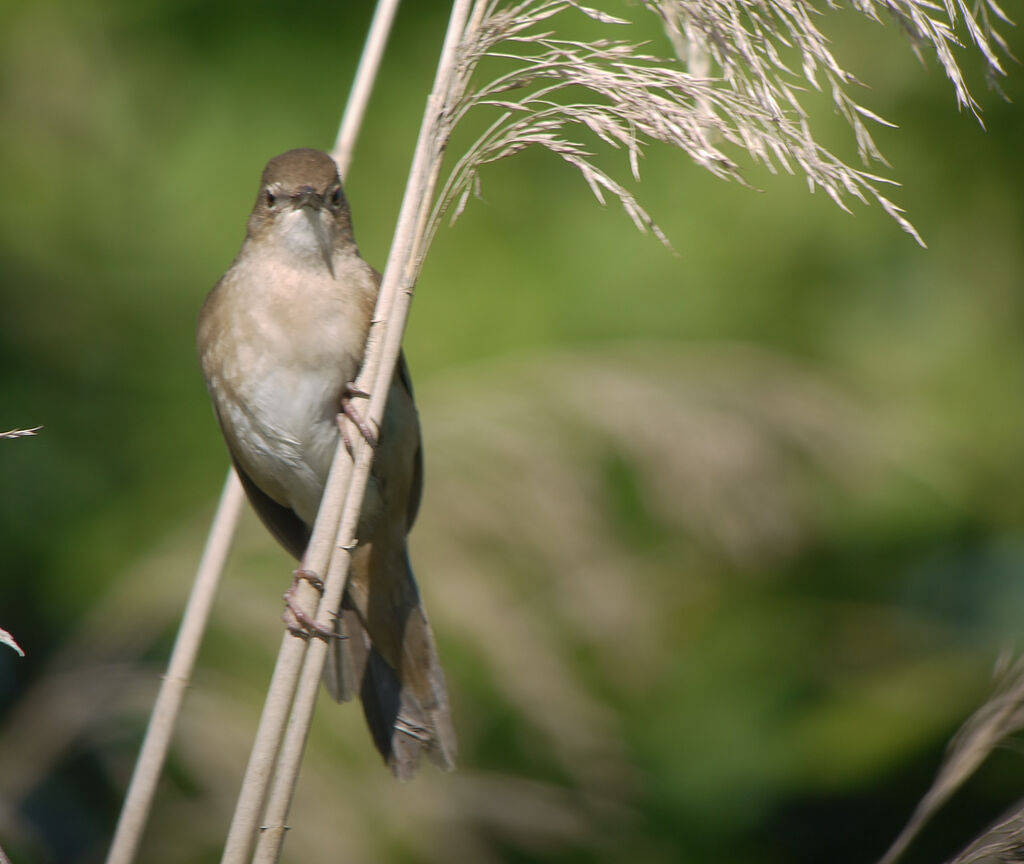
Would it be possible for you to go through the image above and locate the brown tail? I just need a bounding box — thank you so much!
[323,555,456,779]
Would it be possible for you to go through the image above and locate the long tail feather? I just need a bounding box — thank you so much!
[322,566,455,778]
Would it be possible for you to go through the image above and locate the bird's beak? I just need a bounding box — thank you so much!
[295,188,336,278]
[293,185,323,211]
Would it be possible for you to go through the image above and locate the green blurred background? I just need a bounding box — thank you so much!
[1,1,1023,862]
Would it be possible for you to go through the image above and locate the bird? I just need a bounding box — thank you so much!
[197,147,455,779]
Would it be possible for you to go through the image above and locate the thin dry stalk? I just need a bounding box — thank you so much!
[0,426,41,439]
[104,471,244,864]
[332,0,402,173]
[250,1,476,860]
[1,426,34,663]
[217,4,404,863]
[0,628,23,657]
[879,654,1024,864]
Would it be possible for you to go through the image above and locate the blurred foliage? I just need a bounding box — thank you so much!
[0,1,1023,863]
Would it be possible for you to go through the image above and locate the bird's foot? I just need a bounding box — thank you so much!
[282,568,343,641]
[337,382,378,454]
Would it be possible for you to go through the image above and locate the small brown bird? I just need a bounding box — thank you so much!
[197,148,455,778]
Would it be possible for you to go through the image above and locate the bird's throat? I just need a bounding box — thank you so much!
[272,207,336,277]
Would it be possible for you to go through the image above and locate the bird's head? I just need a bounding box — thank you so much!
[247,148,355,275]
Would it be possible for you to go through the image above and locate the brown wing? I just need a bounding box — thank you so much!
[369,264,423,530]
[395,350,423,530]
[219,436,310,560]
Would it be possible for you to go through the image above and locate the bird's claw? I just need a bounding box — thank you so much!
[338,382,378,454]
[292,567,323,591]
[282,568,343,641]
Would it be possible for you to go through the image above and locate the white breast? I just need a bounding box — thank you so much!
[201,227,376,525]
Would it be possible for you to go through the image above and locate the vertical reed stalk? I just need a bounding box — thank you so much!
[251,1,476,860]
[218,4,404,862]
[105,471,244,864]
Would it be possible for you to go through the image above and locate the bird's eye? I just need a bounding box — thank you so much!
[330,187,343,207]
[265,190,276,207]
